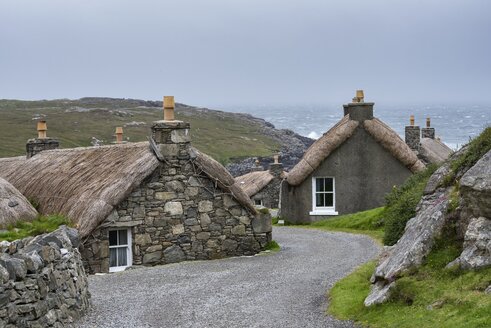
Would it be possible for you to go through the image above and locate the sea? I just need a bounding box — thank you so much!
[221,103,491,151]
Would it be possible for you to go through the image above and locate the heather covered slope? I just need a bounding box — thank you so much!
[0,98,310,164]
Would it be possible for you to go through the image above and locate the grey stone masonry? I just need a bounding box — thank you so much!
[421,127,435,139]
[405,126,420,151]
[344,102,374,122]
[151,120,191,160]
[269,163,283,178]
[0,226,90,327]
[26,138,60,158]
[251,178,282,209]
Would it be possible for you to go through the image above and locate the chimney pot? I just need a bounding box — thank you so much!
[426,117,431,128]
[356,90,364,101]
[37,120,47,139]
[273,154,279,164]
[163,96,175,121]
[410,115,415,126]
[115,127,123,143]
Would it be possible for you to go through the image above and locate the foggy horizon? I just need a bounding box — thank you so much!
[1,0,490,108]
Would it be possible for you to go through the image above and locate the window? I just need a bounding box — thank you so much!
[254,199,263,206]
[310,177,338,215]
[109,229,132,272]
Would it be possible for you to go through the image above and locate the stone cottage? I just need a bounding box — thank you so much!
[405,116,453,164]
[280,91,426,224]
[235,155,286,208]
[0,97,272,273]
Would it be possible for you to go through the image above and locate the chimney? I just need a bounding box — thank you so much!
[421,117,435,139]
[250,158,264,172]
[115,127,124,143]
[344,90,374,121]
[151,96,191,161]
[405,115,420,151]
[26,120,60,158]
[269,155,283,178]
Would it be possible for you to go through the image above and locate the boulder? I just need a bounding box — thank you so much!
[447,217,491,269]
[163,245,185,263]
[364,281,395,307]
[460,150,491,218]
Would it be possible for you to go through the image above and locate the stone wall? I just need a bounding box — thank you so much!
[82,160,272,274]
[0,226,90,327]
[251,178,282,209]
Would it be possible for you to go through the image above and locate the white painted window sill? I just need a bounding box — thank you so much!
[309,210,339,216]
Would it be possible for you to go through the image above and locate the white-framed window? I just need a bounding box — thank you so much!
[254,199,263,206]
[109,229,132,273]
[309,177,338,216]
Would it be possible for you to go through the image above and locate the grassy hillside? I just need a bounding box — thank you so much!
[0,98,280,164]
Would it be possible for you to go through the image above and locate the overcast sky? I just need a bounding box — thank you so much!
[1,0,490,107]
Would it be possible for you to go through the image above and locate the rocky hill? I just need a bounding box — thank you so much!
[0,98,312,171]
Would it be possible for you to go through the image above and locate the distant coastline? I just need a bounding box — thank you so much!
[221,104,491,150]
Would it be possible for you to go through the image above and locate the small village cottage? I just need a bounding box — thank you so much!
[280,91,427,223]
[0,97,272,273]
[235,155,286,209]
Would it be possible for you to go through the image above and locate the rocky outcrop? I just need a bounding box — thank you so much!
[365,189,450,306]
[460,150,491,218]
[0,226,90,327]
[447,217,491,269]
[226,123,313,177]
[365,147,491,307]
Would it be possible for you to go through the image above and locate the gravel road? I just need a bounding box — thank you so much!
[75,227,380,328]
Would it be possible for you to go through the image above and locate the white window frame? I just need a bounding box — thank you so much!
[108,229,132,273]
[254,199,263,206]
[309,176,338,216]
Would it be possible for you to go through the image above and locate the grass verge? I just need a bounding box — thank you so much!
[0,215,71,241]
[277,207,385,244]
[328,238,491,328]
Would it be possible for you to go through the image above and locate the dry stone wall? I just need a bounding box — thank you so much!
[82,159,272,274]
[0,226,90,327]
[252,178,282,209]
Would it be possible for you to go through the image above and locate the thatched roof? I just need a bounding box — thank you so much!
[235,171,275,197]
[0,177,38,227]
[363,118,426,172]
[286,115,426,186]
[287,115,359,185]
[420,138,453,164]
[0,142,159,237]
[0,142,255,237]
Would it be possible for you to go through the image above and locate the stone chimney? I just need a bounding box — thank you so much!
[269,155,283,178]
[343,90,374,121]
[151,96,191,161]
[251,158,264,172]
[421,117,435,139]
[115,127,124,144]
[26,120,60,158]
[405,115,420,151]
